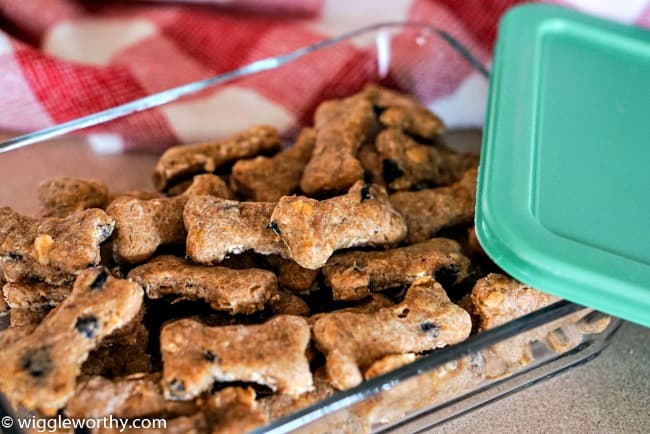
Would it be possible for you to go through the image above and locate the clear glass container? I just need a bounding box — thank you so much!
[0,23,619,434]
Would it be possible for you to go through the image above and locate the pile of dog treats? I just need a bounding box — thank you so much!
[0,85,609,433]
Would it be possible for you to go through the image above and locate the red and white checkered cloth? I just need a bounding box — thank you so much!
[1,0,648,152]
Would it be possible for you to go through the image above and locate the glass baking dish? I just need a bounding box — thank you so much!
[0,22,620,434]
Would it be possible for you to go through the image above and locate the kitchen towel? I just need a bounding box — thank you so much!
[0,0,648,152]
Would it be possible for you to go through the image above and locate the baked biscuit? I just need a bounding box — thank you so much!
[9,306,51,328]
[260,367,336,421]
[313,277,471,389]
[0,207,114,284]
[375,129,478,190]
[363,84,445,140]
[153,125,282,191]
[390,168,476,243]
[356,356,485,426]
[270,182,407,269]
[322,238,471,301]
[184,197,285,264]
[108,174,231,264]
[0,267,143,415]
[300,96,378,195]
[82,309,151,377]
[38,177,109,218]
[66,373,197,419]
[232,128,316,201]
[128,255,279,315]
[269,290,310,316]
[161,315,312,399]
[2,281,71,309]
[470,274,566,377]
[267,257,319,294]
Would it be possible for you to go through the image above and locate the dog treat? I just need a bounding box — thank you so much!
[471,274,559,332]
[205,387,267,434]
[82,312,151,377]
[100,386,266,434]
[66,373,197,419]
[358,142,385,186]
[128,255,279,315]
[323,238,472,301]
[38,177,110,218]
[268,257,320,294]
[390,168,477,243]
[184,196,286,264]
[0,207,114,285]
[363,353,417,380]
[300,96,378,195]
[165,179,195,197]
[108,174,231,264]
[9,306,51,328]
[0,267,143,415]
[363,84,445,140]
[261,367,336,421]
[232,128,317,202]
[469,273,569,376]
[110,190,162,202]
[0,290,7,314]
[375,129,478,190]
[313,277,471,389]
[269,290,310,316]
[0,324,36,349]
[153,125,282,191]
[356,356,485,427]
[466,227,487,258]
[271,181,407,269]
[309,293,395,326]
[2,281,71,309]
[161,315,312,399]
[576,311,612,335]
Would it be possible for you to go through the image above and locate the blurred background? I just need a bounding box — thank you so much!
[0,0,648,153]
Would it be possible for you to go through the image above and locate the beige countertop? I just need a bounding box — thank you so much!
[0,136,648,434]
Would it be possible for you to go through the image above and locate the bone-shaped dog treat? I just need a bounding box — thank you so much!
[0,267,143,415]
[270,181,407,269]
[232,128,317,202]
[2,281,71,309]
[81,309,151,378]
[300,96,379,196]
[323,238,472,301]
[308,293,394,327]
[66,373,198,419]
[38,177,110,218]
[0,207,114,285]
[128,255,279,315]
[357,356,485,427]
[313,276,471,390]
[269,290,310,316]
[9,306,50,328]
[358,142,385,186]
[204,386,268,434]
[266,256,319,294]
[469,273,570,375]
[390,168,477,243]
[153,125,282,191]
[107,174,232,264]
[471,274,560,332]
[161,315,312,399]
[363,84,445,140]
[376,129,478,190]
[95,387,265,434]
[260,367,337,422]
[184,196,285,264]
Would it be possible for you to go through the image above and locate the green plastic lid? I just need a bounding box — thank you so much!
[476,4,650,327]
